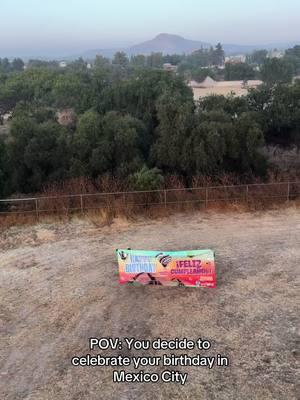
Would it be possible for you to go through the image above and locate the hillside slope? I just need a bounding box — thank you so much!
[1,209,299,399]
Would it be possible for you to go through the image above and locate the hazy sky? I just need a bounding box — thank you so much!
[0,0,299,56]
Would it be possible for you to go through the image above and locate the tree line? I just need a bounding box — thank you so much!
[2,43,300,83]
[0,48,300,197]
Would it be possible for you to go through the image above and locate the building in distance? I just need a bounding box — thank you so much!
[163,63,178,72]
[267,50,284,59]
[189,76,263,100]
[225,55,247,64]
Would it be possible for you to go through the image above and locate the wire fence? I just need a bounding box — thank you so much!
[0,181,299,219]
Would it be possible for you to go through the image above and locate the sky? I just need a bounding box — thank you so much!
[0,0,299,57]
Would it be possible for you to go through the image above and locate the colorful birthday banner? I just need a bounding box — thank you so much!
[116,249,216,288]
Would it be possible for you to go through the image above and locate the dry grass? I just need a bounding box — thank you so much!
[1,207,299,399]
[1,175,299,229]
[1,198,299,232]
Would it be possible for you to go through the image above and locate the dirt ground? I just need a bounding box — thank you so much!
[0,208,299,400]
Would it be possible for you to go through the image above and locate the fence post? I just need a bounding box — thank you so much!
[35,198,39,220]
[205,187,208,208]
[80,195,84,215]
[287,182,290,202]
[164,190,167,209]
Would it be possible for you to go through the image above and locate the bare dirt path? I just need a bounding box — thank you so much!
[0,209,299,400]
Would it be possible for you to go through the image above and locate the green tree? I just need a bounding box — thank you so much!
[11,58,25,71]
[232,113,266,173]
[112,52,129,67]
[185,48,212,68]
[94,55,111,69]
[285,45,300,58]
[225,63,256,80]
[130,54,146,68]
[0,67,58,112]
[130,165,164,190]
[0,58,10,73]
[73,111,145,177]
[163,54,184,65]
[248,50,268,65]
[199,93,249,116]
[284,45,300,75]
[261,58,293,85]
[183,110,265,175]
[0,72,34,112]
[262,82,300,146]
[152,90,194,174]
[67,58,88,72]
[91,111,144,176]
[72,110,102,175]
[100,70,194,157]
[146,53,163,68]
[183,111,231,175]
[212,43,225,66]
[53,71,92,111]
[0,139,8,197]
[8,116,69,192]
[192,67,216,82]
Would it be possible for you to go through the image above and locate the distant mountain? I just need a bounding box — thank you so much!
[77,34,298,60]
[78,34,210,60]
[4,34,297,60]
[127,33,210,55]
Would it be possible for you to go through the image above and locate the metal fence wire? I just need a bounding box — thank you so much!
[0,181,299,218]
